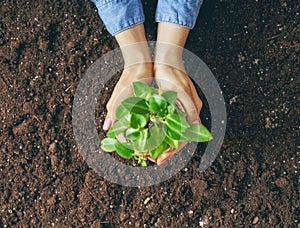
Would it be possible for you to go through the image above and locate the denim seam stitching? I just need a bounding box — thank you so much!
[155,16,193,28]
[110,17,145,35]
[97,0,127,8]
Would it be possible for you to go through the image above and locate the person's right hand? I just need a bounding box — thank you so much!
[103,63,153,130]
[103,24,152,131]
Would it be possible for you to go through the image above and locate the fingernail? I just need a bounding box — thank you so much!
[192,119,201,124]
[103,118,112,131]
[147,156,157,163]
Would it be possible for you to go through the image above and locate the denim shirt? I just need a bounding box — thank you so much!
[91,0,203,36]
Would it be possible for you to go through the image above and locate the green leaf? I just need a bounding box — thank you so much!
[157,109,168,118]
[167,105,176,114]
[133,129,149,152]
[167,127,188,141]
[101,138,118,152]
[122,97,149,115]
[165,113,190,140]
[116,105,130,119]
[106,115,130,138]
[185,124,213,142]
[115,142,134,159]
[175,108,187,118]
[125,128,140,141]
[164,134,179,149]
[161,91,177,105]
[150,141,168,159]
[147,125,166,150]
[140,160,147,167]
[148,94,168,113]
[130,113,147,129]
[165,113,189,131]
[133,81,154,99]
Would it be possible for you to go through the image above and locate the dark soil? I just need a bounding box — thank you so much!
[0,0,299,227]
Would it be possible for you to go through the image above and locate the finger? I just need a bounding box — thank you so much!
[156,142,187,165]
[103,98,118,131]
[103,81,133,131]
[176,89,201,124]
[103,115,112,131]
[155,75,201,124]
[189,83,203,114]
[147,142,186,165]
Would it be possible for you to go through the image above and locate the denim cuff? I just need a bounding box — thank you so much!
[155,0,203,29]
[92,0,145,36]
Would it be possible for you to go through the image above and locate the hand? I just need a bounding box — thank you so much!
[150,23,203,165]
[153,64,203,165]
[103,24,153,130]
[103,63,153,130]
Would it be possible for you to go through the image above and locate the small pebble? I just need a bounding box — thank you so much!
[49,142,57,153]
[274,177,289,188]
[143,197,150,205]
[252,216,259,225]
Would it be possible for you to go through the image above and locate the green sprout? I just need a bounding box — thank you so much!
[101,81,212,166]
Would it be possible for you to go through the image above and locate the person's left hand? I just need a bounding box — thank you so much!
[151,64,203,165]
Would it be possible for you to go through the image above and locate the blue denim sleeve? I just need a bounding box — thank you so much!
[155,0,203,29]
[91,0,145,36]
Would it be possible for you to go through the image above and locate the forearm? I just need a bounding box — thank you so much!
[155,23,190,72]
[115,24,151,67]
[91,0,145,36]
[154,0,203,69]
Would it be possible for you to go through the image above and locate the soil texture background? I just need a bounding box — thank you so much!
[0,0,299,227]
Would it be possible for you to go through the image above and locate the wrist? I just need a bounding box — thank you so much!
[154,42,185,72]
[156,23,190,47]
[121,42,152,67]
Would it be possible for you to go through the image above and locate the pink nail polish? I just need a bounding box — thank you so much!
[103,118,112,131]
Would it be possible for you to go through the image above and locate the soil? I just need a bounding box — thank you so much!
[0,0,299,227]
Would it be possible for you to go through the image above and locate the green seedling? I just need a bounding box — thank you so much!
[101,81,212,166]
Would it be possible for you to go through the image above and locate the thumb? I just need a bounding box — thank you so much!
[103,114,113,131]
[177,96,200,124]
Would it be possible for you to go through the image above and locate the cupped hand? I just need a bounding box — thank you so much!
[153,64,203,165]
[103,63,153,130]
